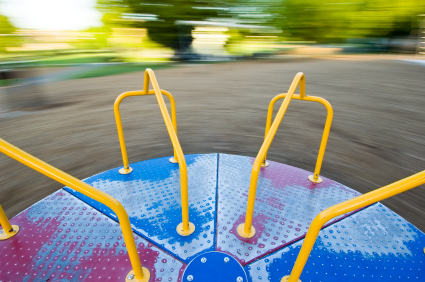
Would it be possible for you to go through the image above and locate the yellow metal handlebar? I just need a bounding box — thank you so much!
[262,93,333,183]
[0,138,149,281]
[283,169,425,282]
[114,89,178,173]
[238,72,313,238]
[114,69,194,236]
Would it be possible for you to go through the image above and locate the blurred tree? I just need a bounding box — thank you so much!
[0,14,20,52]
[98,0,221,54]
[274,0,425,43]
[72,26,111,50]
[97,0,425,53]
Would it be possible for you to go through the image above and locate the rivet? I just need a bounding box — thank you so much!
[201,257,207,263]
[127,274,134,280]
[237,277,243,282]
[224,257,230,263]
[187,275,193,281]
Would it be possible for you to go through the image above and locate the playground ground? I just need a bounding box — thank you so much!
[0,56,424,231]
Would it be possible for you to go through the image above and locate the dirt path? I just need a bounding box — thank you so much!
[1,58,424,231]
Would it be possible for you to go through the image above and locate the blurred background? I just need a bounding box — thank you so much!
[0,1,424,231]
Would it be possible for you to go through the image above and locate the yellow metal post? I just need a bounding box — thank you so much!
[238,72,304,238]
[0,204,19,240]
[283,170,425,282]
[141,69,194,236]
[114,69,192,236]
[0,138,149,281]
[114,89,178,174]
[262,93,333,183]
[239,73,333,238]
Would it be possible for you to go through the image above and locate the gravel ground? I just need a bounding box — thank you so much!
[0,58,424,231]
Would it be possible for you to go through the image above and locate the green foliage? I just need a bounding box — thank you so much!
[72,26,111,50]
[0,14,21,51]
[274,0,425,42]
[97,0,425,50]
[98,0,220,51]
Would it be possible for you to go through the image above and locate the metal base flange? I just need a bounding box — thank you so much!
[261,161,270,167]
[126,268,150,282]
[119,167,133,174]
[308,175,322,183]
[281,275,301,282]
[0,225,19,240]
[237,223,256,238]
[169,157,178,163]
[176,222,195,236]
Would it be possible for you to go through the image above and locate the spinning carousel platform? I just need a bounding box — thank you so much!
[1,153,423,282]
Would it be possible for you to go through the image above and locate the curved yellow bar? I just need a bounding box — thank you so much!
[114,69,193,235]
[262,93,333,183]
[238,72,305,238]
[0,138,148,280]
[143,69,193,235]
[114,89,177,173]
[285,169,425,282]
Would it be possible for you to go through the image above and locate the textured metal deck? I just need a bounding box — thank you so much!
[217,154,362,265]
[0,190,185,282]
[64,153,362,266]
[2,153,424,281]
[245,202,425,282]
[64,154,218,263]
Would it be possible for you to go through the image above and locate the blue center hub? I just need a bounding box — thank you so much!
[183,252,247,282]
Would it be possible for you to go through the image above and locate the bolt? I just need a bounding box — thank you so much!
[201,257,207,263]
[127,274,135,280]
[237,277,243,282]
[224,257,230,263]
[187,275,193,281]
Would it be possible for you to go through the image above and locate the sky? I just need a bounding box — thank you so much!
[0,0,102,30]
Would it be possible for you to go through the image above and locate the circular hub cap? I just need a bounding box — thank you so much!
[183,252,247,282]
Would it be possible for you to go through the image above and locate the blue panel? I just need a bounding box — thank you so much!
[183,252,248,282]
[245,203,425,282]
[0,189,185,281]
[217,154,362,265]
[64,154,218,263]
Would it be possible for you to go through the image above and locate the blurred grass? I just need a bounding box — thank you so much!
[0,80,13,87]
[35,53,117,65]
[0,63,173,87]
[0,50,175,86]
[68,63,173,79]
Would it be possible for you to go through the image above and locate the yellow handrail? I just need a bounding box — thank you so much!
[114,89,178,174]
[282,169,425,282]
[262,93,333,183]
[237,72,333,238]
[237,72,303,238]
[114,68,194,236]
[0,138,150,281]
